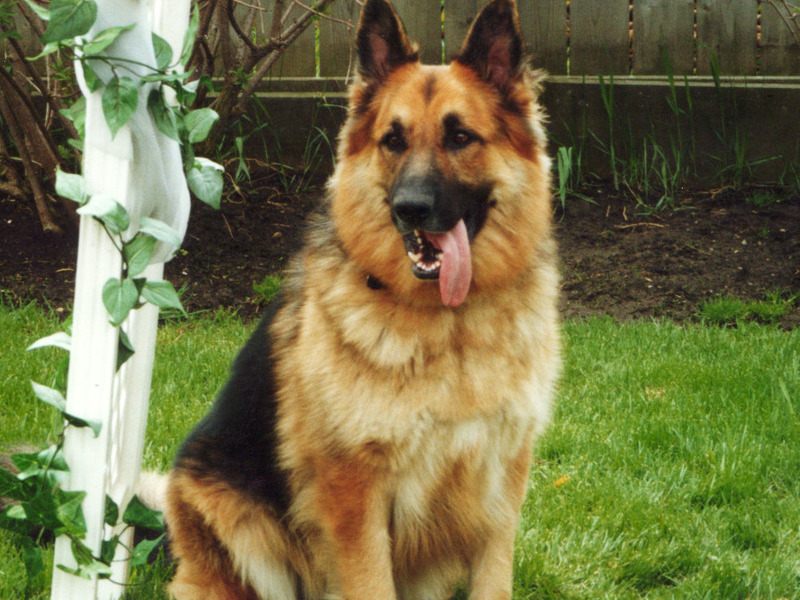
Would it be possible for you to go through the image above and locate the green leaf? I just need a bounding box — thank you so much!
[24,0,50,21]
[101,76,138,139]
[21,538,46,582]
[152,32,173,71]
[122,495,164,531]
[56,490,88,537]
[31,381,66,412]
[60,96,86,140]
[57,558,113,579]
[104,495,119,527]
[124,234,156,277]
[186,158,223,209]
[116,327,135,371]
[4,504,27,521]
[175,79,198,106]
[63,412,102,437]
[81,60,103,93]
[180,2,199,67]
[147,89,179,142]
[100,534,119,564]
[141,70,192,85]
[28,331,72,352]
[184,108,218,144]
[131,276,147,297]
[41,0,98,44]
[139,216,183,249]
[141,280,185,315]
[27,41,61,60]
[13,489,63,531]
[82,24,134,56]
[129,533,165,568]
[69,537,94,567]
[102,277,139,326]
[55,168,88,205]
[76,194,130,234]
[54,354,71,394]
[13,446,70,488]
[0,467,27,501]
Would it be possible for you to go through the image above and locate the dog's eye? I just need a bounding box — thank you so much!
[381,132,407,153]
[446,129,478,150]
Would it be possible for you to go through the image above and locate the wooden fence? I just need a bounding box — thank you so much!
[245,0,800,183]
[11,0,798,76]
[252,0,800,79]
[9,0,800,180]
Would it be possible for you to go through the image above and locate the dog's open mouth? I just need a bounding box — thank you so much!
[404,230,443,279]
[401,219,472,307]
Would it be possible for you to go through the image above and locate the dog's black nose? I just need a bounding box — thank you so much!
[392,196,433,229]
[391,175,437,231]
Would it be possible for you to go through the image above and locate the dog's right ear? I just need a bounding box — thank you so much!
[357,0,418,81]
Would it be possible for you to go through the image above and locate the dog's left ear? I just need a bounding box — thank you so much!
[357,0,419,82]
[456,0,524,91]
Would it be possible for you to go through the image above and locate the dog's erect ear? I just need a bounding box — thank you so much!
[357,0,418,81]
[456,0,524,91]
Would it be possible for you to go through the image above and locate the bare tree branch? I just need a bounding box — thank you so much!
[0,91,61,233]
[227,0,260,54]
[233,0,338,114]
[292,0,352,29]
[8,37,80,141]
[234,0,267,10]
[235,2,259,64]
[271,0,287,40]
[0,65,61,165]
[187,0,219,76]
[16,0,45,38]
[765,0,800,45]
[217,0,236,72]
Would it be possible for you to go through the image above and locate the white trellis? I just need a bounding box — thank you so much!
[50,1,191,598]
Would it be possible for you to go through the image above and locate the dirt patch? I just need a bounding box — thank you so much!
[1,178,798,327]
[557,186,800,328]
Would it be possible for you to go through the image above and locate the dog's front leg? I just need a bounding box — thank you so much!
[314,452,395,600]
[469,444,533,600]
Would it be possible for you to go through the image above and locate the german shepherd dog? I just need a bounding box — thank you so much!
[164,0,560,598]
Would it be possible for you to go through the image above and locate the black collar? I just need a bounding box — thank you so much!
[366,275,385,290]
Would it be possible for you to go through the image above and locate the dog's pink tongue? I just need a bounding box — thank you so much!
[426,219,472,307]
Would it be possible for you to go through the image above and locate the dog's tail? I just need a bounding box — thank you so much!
[133,471,173,564]
[135,470,170,513]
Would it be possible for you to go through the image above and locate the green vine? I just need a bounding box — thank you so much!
[1,0,223,589]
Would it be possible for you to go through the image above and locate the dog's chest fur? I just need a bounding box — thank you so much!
[273,247,556,446]
[270,248,558,580]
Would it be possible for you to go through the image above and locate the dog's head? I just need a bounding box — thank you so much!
[330,0,552,307]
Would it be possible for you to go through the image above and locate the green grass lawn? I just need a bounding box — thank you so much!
[1,303,798,599]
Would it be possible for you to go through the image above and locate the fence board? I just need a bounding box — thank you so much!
[519,0,568,75]
[394,0,442,64]
[632,0,695,75]
[260,1,316,77]
[444,0,479,60]
[760,1,800,75]
[696,0,758,75]
[319,0,360,78]
[570,0,630,75]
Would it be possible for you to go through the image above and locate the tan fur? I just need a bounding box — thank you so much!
[165,1,559,598]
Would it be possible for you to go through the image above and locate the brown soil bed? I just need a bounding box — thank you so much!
[2,179,799,328]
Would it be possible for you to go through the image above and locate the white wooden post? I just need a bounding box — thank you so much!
[50,1,190,599]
